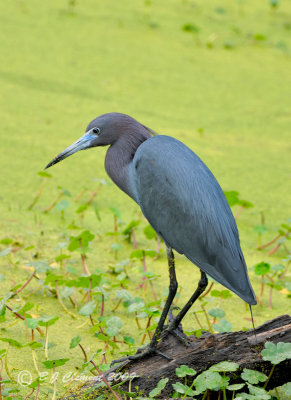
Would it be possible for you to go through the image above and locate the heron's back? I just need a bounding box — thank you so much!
[131,135,256,305]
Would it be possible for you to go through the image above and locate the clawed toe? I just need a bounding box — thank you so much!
[110,345,173,367]
[161,326,190,347]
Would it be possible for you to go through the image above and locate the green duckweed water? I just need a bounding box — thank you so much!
[0,0,290,398]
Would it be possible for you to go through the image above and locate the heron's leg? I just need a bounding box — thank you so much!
[110,246,177,365]
[167,270,208,332]
[149,246,178,348]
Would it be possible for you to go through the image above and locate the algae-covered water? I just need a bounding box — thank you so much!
[0,0,290,398]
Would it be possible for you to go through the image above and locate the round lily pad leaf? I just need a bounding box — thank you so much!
[176,364,196,377]
[42,358,69,369]
[241,368,267,384]
[172,381,196,396]
[208,308,225,318]
[194,371,223,393]
[261,341,291,365]
[227,383,245,391]
[209,361,239,372]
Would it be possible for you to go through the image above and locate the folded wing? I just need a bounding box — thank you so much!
[131,135,256,305]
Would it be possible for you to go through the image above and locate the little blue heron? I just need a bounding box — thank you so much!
[45,112,257,361]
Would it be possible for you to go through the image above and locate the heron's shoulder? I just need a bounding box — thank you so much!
[139,135,189,150]
[134,135,200,165]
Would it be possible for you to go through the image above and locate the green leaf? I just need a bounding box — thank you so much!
[269,0,279,8]
[68,230,95,252]
[221,290,232,299]
[0,349,7,358]
[182,23,200,33]
[111,243,123,251]
[211,289,232,299]
[281,382,291,396]
[194,371,223,393]
[0,338,23,348]
[194,329,202,338]
[130,249,144,259]
[247,383,270,399]
[123,336,135,345]
[127,299,145,313]
[25,341,43,349]
[67,223,81,230]
[271,264,285,274]
[261,341,291,365]
[122,220,140,235]
[38,316,59,327]
[223,191,254,208]
[144,250,157,258]
[149,377,169,397]
[42,358,69,369]
[0,238,13,245]
[0,248,11,256]
[176,365,196,377]
[253,225,268,234]
[67,274,101,289]
[0,294,12,314]
[57,186,71,197]
[281,223,291,231]
[76,204,88,214]
[55,254,71,262]
[213,318,232,333]
[105,316,122,337]
[211,289,221,297]
[19,302,35,314]
[44,272,65,285]
[220,375,230,389]
[208,308,226,319]
[253,33,266,41]
[115,289,133,302]
[227,383,245,391]
[27,261,51,273]
[224,191,240,207]
[209,361,239,372]
[70,335,81,349]
[38,171,52,178]
[79,301,96,316]
[241,368,267,384]
[172,381,196,396]
[55,199,70,211]
[109,206,121,218]
[144,225,157,240]
[60,286,74,299]
[254,262,270,276]
[26,318,40,330]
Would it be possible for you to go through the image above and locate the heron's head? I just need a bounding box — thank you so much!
[45,113,154,169]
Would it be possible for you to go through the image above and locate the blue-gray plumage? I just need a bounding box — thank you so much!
[132,136,255,304]
[45,112,257,361]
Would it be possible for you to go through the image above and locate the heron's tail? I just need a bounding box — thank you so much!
[249,304,257,345]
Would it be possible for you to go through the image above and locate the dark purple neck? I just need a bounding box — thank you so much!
[105,130,151,199]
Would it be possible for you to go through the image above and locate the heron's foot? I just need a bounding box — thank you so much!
[110,347,171,367]
[161,324,191,347]
[110,345,173,367]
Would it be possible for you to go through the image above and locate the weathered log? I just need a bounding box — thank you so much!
[61,314,291,399]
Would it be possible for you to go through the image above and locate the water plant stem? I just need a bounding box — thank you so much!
[55,281,76,319]
[90,360,121,400]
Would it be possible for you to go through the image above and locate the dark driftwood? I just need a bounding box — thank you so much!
[61,315,291,399]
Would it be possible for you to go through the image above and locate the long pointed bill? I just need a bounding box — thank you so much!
[45,129,97,169]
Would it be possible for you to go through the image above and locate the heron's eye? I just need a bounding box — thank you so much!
[92,127,100,135]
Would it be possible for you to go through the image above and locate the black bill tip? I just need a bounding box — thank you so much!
[44,157,62,170]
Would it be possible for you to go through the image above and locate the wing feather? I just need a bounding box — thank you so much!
[131,135,256,305]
